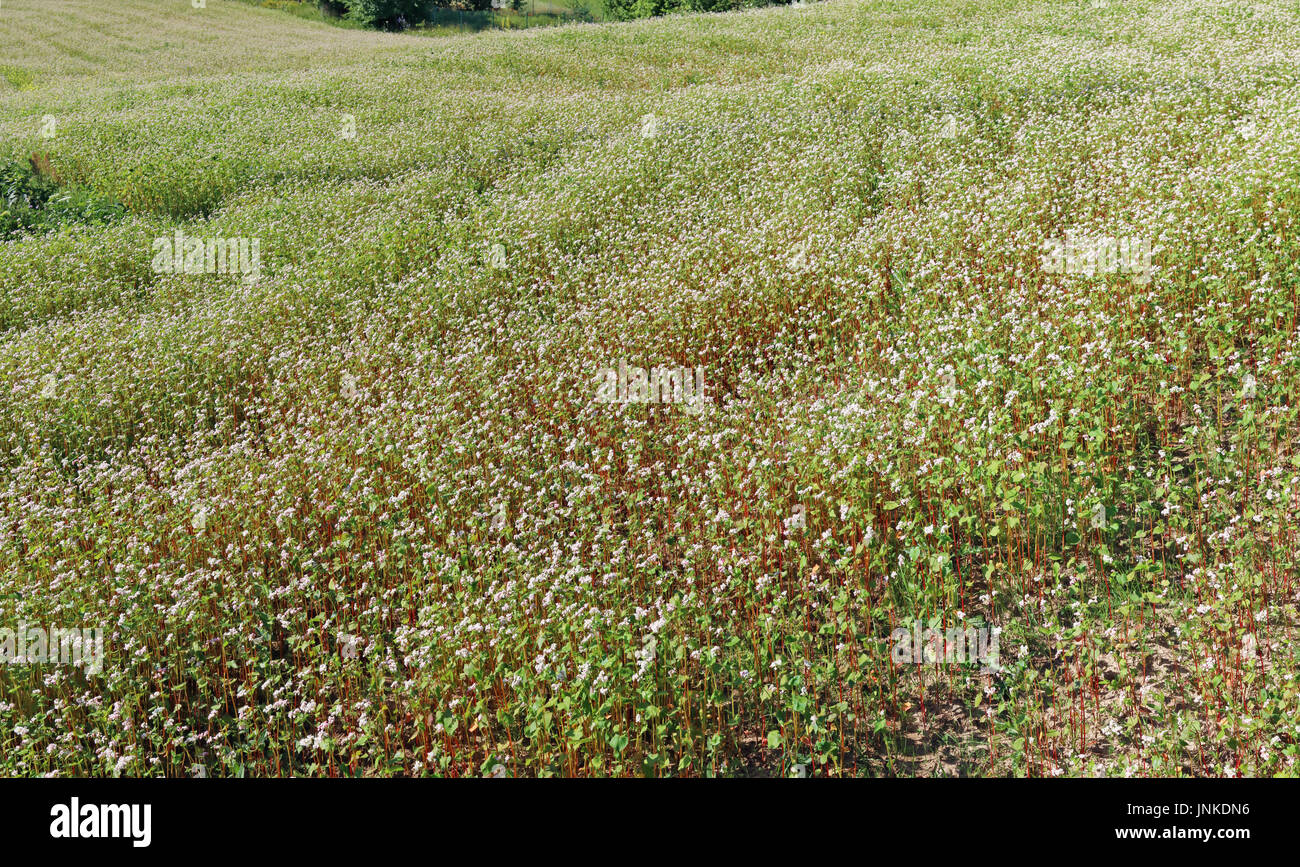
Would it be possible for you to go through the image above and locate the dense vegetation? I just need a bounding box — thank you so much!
[305,0,787,29]
[2,0,1299,777]
[339,0,437,29]
[1,156,125,238]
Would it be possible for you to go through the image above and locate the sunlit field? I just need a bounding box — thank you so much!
[2,0,1300,778]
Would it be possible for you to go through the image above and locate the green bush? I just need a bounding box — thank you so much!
[603,0,669,20]
[0,157,125,238]
[340,0,429,29]
[604,0,768,22]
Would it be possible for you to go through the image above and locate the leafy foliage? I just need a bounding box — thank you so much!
[0,156,124,238]
[340,0,432,28]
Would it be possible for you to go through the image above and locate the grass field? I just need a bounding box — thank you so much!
[2,0,1300,777]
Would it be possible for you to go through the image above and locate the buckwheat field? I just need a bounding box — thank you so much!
[2,0,1299,778]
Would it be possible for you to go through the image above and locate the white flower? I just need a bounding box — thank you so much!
[340,373,359,401]
[1090,502,1106,530]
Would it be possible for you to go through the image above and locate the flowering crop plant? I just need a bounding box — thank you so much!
[1,0,1299,779]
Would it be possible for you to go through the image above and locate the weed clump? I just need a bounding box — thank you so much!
[0,154,125,238]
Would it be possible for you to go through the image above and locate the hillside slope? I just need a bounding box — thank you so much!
[2,0,1300,777]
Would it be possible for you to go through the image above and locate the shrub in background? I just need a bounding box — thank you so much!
[340,0,430,29]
